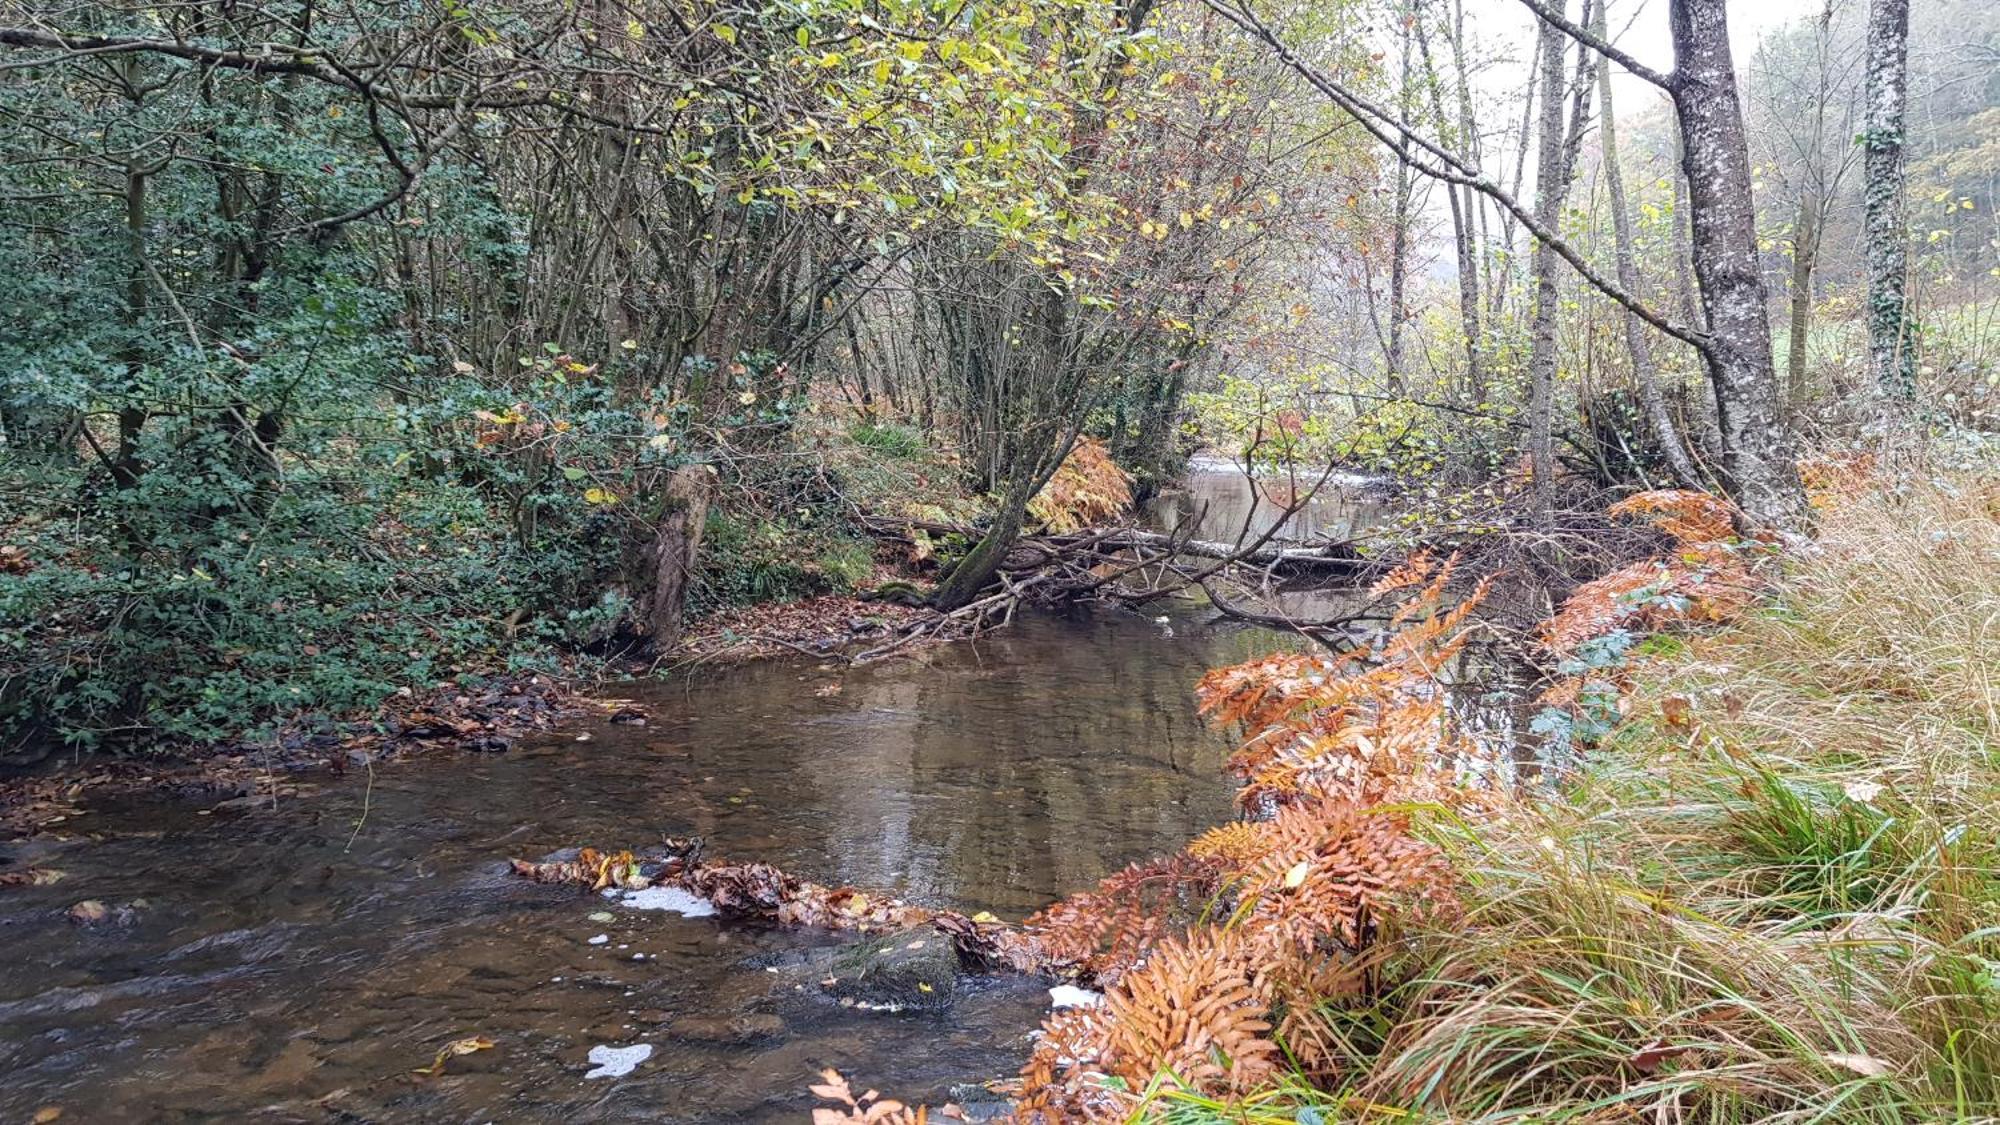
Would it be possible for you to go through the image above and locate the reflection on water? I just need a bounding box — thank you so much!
[1147,456,1389,546]
[0,609,1297,1122]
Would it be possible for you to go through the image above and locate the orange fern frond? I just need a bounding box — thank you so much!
[1029,437,1134,533]
[1607,489,1737,545]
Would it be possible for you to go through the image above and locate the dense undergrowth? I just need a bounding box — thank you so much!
[1122,474,2000,1122]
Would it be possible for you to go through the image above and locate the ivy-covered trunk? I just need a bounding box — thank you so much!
[1863,0,1916,404]
[1668,0,1809,533]
[641,465,712,648]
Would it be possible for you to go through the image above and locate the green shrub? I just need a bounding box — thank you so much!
[690,512,874,613]
[847,420,926,459]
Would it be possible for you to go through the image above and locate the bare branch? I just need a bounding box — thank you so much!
[1202,0,1710,358]
[1511,0,1675,90]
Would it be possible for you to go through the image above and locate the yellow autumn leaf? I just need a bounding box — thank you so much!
[414,1036,495,1076]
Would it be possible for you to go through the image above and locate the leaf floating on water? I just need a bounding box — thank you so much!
[0,867,63,888]
[65,900,107,925]
[33,1107,62,1123]
[413,1035,494,1076]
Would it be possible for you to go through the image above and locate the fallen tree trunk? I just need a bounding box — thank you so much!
[855,515,1369,575]
[1086,528,1366,572]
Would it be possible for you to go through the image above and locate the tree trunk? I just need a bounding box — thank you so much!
[1785,190,1821,412]
[1524,11,1570,512]
[1384,18,1416,395]
[1447,0,1484,395]
[1668,0,1808,532]
[644,465,712,648]
[1863,0,1915,403]
[930,472,1035,611]
[1598,0,1701,488]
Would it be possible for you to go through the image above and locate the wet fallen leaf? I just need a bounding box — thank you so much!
[969,911,1000,924]
[809,1068,853,1101]
[413,1035,495,1076]
[1660,694,1693,731]
[0,868,64,888]
[33,1107,63,1123]
[1282,859,1312,889]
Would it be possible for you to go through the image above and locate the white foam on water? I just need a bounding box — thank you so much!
[584,1043,652,1079]
[617,886,718,917]
[1049,984,1103,1009]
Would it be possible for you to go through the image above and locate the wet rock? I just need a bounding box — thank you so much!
[947,1084,1015,1122]
[64,899,144,927]
[817,927,960,1012]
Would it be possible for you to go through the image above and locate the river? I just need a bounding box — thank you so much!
[0,467,1418,1122]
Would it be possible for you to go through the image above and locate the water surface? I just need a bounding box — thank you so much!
[0,608,1289,1122]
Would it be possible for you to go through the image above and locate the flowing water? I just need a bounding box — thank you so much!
[0,610,1305,1122]
[0,469,1458,1123]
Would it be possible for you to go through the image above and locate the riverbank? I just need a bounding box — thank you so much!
[1127,473,2000,1120]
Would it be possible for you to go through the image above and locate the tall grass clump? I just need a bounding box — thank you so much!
[1341,474,2000,1122]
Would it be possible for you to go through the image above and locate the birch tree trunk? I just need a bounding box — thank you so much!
[1667,0,1808,531]
[1863,0,1916,403]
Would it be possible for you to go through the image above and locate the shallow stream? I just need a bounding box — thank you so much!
[0,468,1443,1122]
[0,606,1312,1122]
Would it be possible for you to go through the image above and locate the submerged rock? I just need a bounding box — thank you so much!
[666,1011,785,1045]
[817,927,961,1012]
